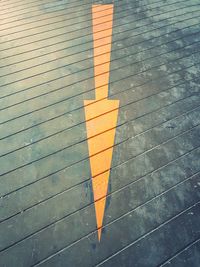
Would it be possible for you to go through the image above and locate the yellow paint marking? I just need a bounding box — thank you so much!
[84,4,119,241]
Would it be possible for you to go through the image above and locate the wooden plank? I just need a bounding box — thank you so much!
[0,126,199,257]
[1,172,199,266]
[161,238,200,266]
[96,201,200,267]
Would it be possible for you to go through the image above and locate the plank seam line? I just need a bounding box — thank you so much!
[1,11,198,63]
[33,177,200,266]
[1,101,200,198]
[1,3,198,51]
[0,102,199,177]
[1,121,198,177]
[1,35,199,102]
[1,37,199,113]
[0,0,186,25]
[1,20,199,71]
[0,0,108,18]
[1,26,200,81]
[1,103,199,222]
[0,0,171,36]
[0,0,188,39]
[1,160,200,255]
[0,0,165,27]
[95,201,200,266]
[2,9,199,63]
[159,237,200,266]
[1,39,199,95]
[0,122,199,207]
[1,93,199,160]
[1,102,200,202]
[1,62,199,141]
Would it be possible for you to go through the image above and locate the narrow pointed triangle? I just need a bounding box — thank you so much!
[84,101,119,241]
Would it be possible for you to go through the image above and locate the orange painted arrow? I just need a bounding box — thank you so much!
[84,4,119,241]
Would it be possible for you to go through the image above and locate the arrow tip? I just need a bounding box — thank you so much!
[98,228,102,242]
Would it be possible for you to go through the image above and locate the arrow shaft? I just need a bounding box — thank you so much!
[92,5,114,100]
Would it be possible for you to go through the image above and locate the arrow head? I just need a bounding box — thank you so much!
[84,99,119,241]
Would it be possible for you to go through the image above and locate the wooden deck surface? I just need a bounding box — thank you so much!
[0,0,200,266]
